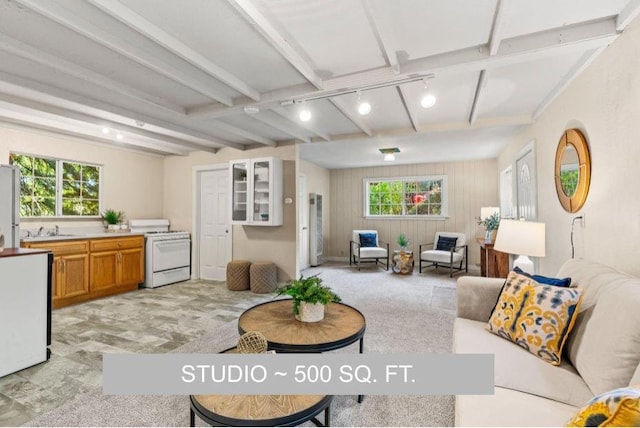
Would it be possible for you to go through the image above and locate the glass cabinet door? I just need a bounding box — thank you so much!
[231,161,249,222]
[252,160,271,223]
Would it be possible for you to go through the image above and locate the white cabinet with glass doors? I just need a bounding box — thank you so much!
[230,157,283,226]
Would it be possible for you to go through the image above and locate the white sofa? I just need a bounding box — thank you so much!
[453,258,640,426]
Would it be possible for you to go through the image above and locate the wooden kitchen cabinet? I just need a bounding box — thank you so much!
[23,235,144,308]
[22,240,89,308]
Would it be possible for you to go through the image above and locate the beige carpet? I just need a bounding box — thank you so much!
[25,263,460,427]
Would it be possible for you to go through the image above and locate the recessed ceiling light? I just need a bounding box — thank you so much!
[116,133,123,140]
[421,94,437,109]
[102,127,110,134]
[243,106,260,114]
[299,108,311,122]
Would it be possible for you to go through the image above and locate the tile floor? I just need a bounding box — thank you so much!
[0,280,272,426]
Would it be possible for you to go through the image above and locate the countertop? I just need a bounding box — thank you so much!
[21,231,146,243]
[0,248,51,258]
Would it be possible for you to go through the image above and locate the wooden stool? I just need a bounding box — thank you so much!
[226,260,251,291]
[250,262,277,294]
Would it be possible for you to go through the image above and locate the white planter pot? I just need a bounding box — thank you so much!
[295,302,325,323]
[107,224,120,232]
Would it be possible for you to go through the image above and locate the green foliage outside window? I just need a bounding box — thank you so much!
[367,177,445,217]
[9,153,101,217]
[560,169,579,197]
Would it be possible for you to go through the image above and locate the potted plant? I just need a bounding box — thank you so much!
[477,212,501,243]
[396,233,410,252]
[101,209,124,231]
[275,274,341,322]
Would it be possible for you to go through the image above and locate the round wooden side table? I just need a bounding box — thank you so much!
[392,250,414,274]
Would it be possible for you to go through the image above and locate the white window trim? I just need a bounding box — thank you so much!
[11,152,104,219]
[363,175,448,219]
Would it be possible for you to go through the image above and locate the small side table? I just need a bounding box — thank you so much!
[392,250,414,274]
[478,239,509,278]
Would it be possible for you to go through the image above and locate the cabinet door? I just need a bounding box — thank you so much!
[59,254,89,298]
[231,160,250,223]
[90,251,118,291]
[252,159,271,224]
[118,248,144,285]
[52,257,63,300]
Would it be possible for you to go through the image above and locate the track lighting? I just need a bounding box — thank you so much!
[421,94,436,109]
[357,92,371,116]
[298,101,311,122]
[102,127,110,134]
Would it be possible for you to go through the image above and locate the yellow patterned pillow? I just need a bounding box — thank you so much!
[486,271,583,365]
[567,386,640,427]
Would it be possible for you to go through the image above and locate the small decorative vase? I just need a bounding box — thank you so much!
[485,229,493,243]
[107,224,120,232]
[295,302,325,323]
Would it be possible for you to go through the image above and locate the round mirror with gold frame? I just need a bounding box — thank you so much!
[554,128,591,213]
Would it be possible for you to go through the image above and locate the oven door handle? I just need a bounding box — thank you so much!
[154,239,189,247]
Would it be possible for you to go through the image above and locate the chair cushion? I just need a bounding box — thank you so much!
[421,249,463,264]
[436,236,457,251]
[514,266,571,287]
[486,271,583,366]
[357,247,387,258]
[359,233,378,248]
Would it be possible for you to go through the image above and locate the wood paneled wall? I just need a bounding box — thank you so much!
[328,159,499,267]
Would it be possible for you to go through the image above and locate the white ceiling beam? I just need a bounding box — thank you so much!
[397,86,420,132]
[402,16,618,75]
[0,93,217,153]
[361,0,400,73]
[13,0,235,106]
[532,48,604,120]
[310,115,533,143]
[0,34,185,115]
[270,106,331,141]
[88,0,261,102]
[488,0,507,56]
[468,70,487,125]
[209,119,276,146]
[617,0,640,31]
[249,113,312,143]
[225,0,323,89]
[0,71,243,150]
[328,99,373,137]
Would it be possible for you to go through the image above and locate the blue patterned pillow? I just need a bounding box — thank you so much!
[436,236,458,251]
[513,266,572,287]
[359,233,377,248]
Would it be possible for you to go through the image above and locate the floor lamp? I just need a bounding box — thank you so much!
[493,219,546,274]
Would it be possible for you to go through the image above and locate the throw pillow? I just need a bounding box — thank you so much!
[566,386,640,427]
[514,266,572,287]
[486,271,583,365]
[436,236,458,251]
[359,233,378,248]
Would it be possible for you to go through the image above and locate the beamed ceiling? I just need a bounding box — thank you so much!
[0,0,638,167]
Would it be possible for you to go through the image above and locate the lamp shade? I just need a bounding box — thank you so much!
[493,219,546,257]
[480,206,500,220]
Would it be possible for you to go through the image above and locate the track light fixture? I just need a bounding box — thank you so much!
[298,101,311,122]
[357,91,371,116]
[420,79,437,109]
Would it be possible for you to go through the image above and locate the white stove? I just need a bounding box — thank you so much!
[129,219,191,288]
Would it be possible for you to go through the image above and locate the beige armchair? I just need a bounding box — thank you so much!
[419,232,468,277]
[349,230,389,271]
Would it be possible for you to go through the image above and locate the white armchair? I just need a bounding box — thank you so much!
[349,230,389,271]
[419,232,468,277]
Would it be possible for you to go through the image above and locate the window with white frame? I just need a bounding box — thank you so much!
[499,165,514,219]
[364,176,447,218]
[9,153,102,217]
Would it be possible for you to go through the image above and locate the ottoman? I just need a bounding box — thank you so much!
[250,262,277,294]
[226,260,251,291]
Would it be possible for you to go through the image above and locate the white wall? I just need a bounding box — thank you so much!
[0,123,164,233]
[163,143,297,281]
[497,16,640,276]
[328,159,498,267]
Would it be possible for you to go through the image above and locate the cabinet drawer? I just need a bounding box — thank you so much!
[90,236,144,252]
[25,240,89,255]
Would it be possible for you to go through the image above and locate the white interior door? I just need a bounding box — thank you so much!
[298,174,309,271]
[516,144,537,221]
[199,168,231,280]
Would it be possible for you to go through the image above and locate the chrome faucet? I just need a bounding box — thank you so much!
[55,225,59,236]
[36,226,44,237]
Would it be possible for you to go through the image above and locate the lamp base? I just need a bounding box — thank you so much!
[513,255,534,274]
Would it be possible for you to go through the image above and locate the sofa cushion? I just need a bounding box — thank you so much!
[513,266,572,287]
[486,271,583,365]
[455,387,579,427]
[454,318,594,407]
[558,259,640,395]
[566,386,640,427]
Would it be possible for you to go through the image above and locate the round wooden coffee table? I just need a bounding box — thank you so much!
[189,347,333,426]
[237,300,366,353]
